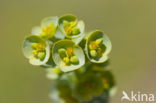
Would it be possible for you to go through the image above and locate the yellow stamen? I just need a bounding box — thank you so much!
[70,56,79,64]
[66,47,74,57]
[31,43,46,59]
[42,24,55,35]
[89,41,99,50]
[35,43,45,52]
[64,21,77,35]
[65,26,72,35]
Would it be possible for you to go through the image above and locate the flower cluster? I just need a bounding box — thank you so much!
[22,14,112,72]
[22,14,114,103]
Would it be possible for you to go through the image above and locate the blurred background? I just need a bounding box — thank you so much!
[0,0,156,103]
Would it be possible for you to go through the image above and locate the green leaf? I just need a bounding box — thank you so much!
[52,40,85,72]
[85,30,112,63]
[22,35,50,65]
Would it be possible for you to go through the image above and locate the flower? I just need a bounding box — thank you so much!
[59,14,85,44]
[31,16,59,40]
[52,40,85,72]
[22,35,50,65]
[86,30,112,63]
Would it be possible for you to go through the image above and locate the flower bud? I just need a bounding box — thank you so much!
[32,50,38,57]
[63,20,69,27]
[72,27,80,35]
[70,56,79,64]
[58,48,66,58]
[37,52,45,60]
[90,50,97,57]
[96,38,103,44]
[63,57,70,64]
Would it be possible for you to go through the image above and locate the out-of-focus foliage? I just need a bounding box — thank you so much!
[49,64,115,103]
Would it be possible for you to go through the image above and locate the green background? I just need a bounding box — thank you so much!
[0,0,156,103]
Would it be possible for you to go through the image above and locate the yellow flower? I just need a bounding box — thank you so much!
[41,24,56,38]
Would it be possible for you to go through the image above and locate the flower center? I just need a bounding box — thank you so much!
[89,41,99,50]
[31,43,46,60]
[58,47,79,65]
[89,38,103,58]
[42,24,55,38]
[63,20,80,36]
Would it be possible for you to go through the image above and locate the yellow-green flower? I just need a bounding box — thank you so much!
[63,20,80,36]
[86,30,112,63]
[41,23,56,39]
[22,35,50,65]
[31,16,58,40]
[59,14,85,44]
[52,40,85,72]
[89,38,104,58]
